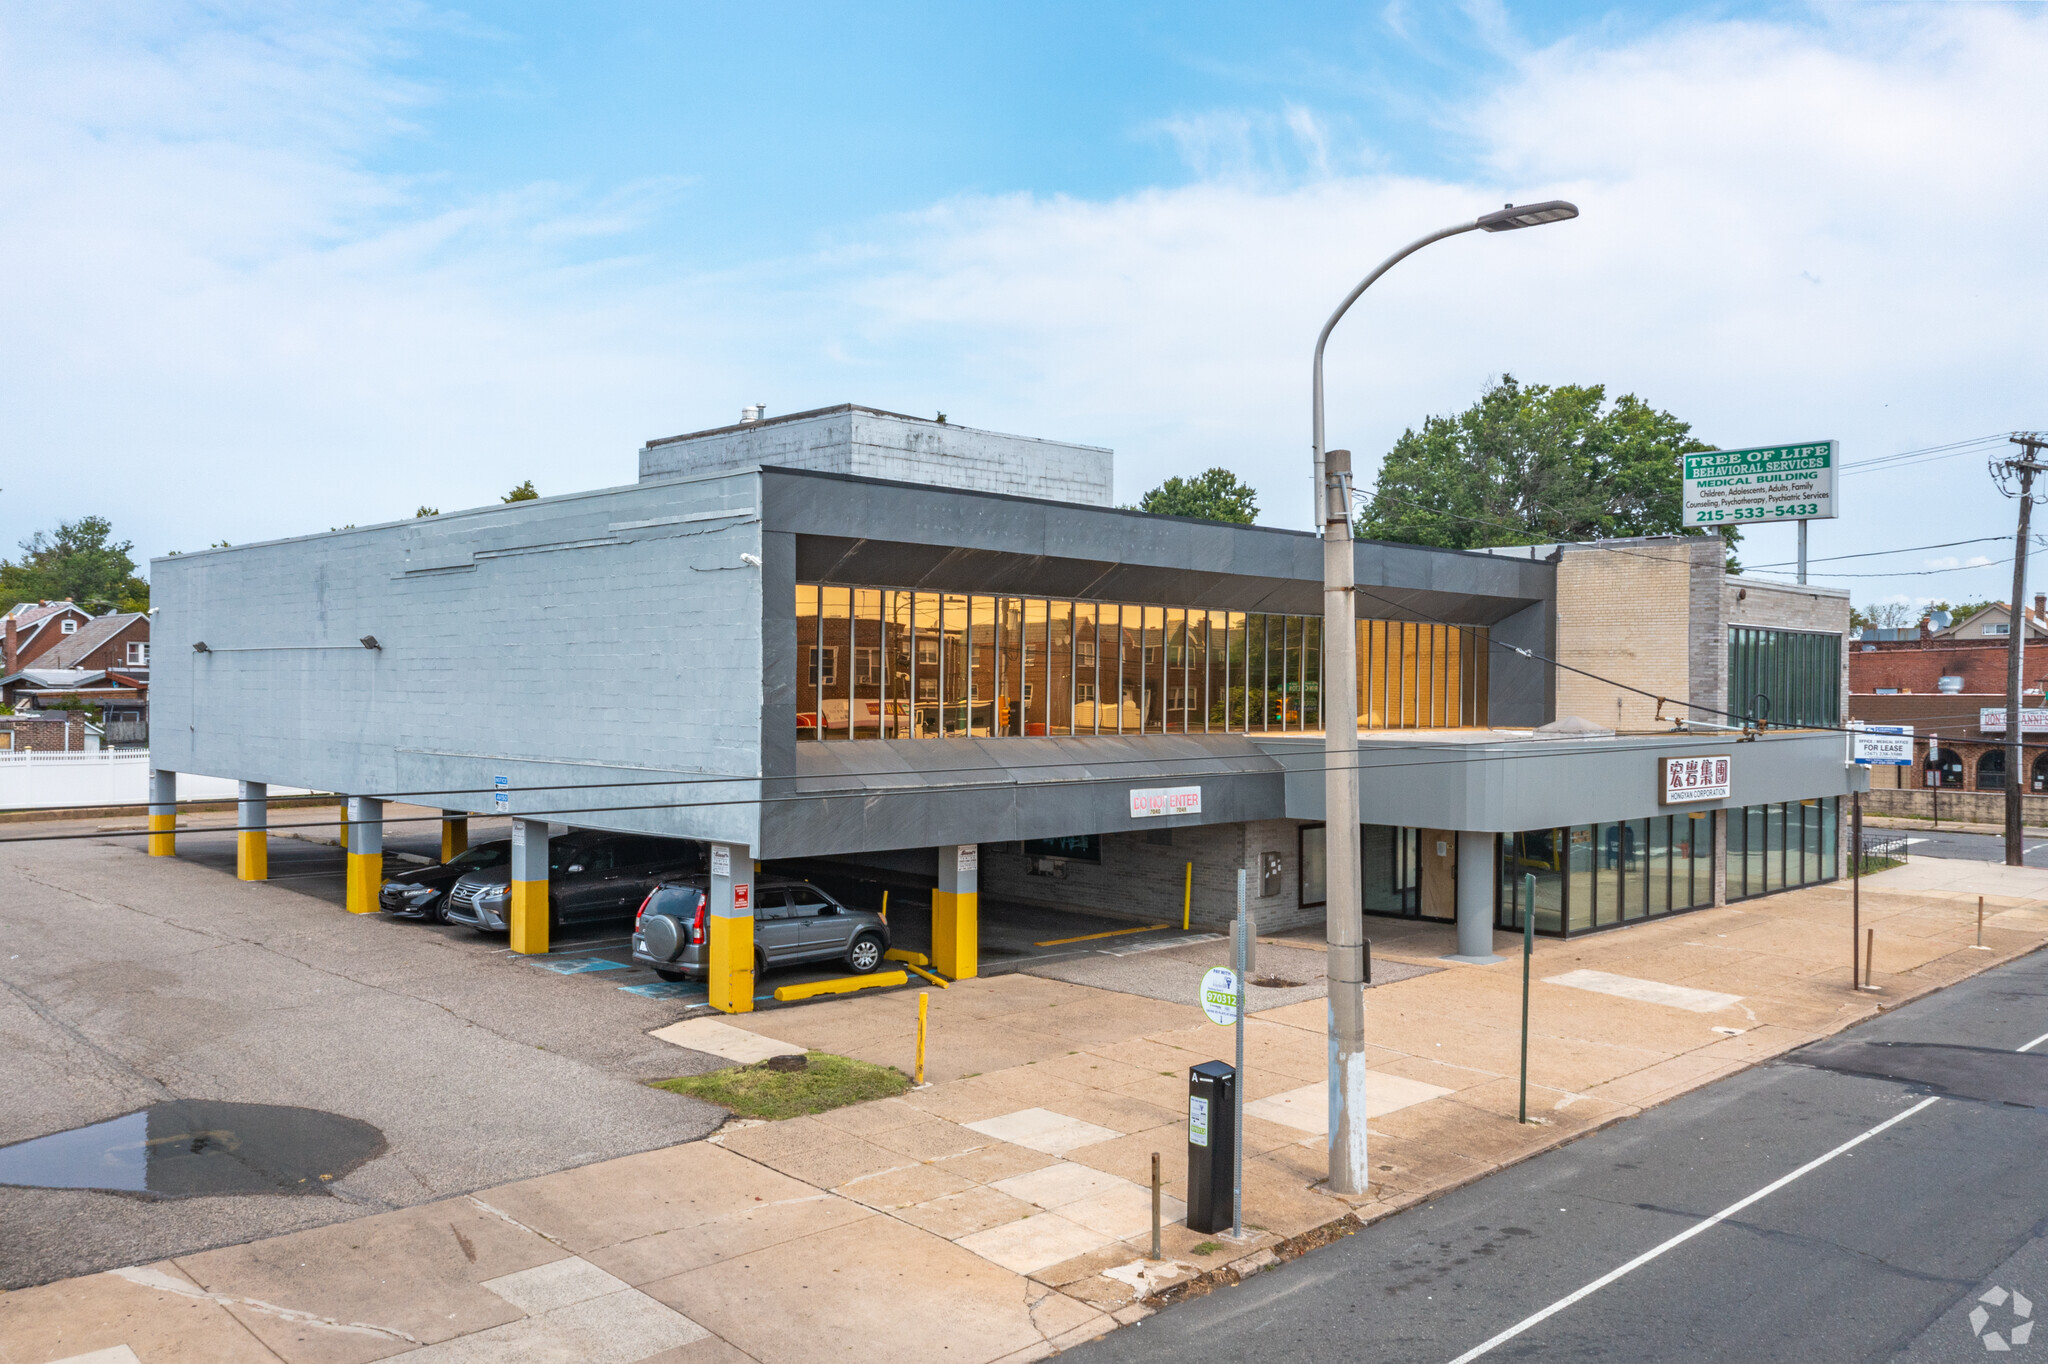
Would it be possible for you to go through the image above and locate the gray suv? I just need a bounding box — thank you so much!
[631,879,889,983]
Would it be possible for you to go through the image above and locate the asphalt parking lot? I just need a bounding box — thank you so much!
[0,808,1197,1290]
[0,809,739,1289]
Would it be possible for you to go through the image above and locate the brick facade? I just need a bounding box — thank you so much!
[1556,541,1697,730]
[0,712,89,752]
[1850,641,2048,697]
[979,818,1318,933]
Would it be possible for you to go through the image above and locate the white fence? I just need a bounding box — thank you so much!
[0,751,316,811]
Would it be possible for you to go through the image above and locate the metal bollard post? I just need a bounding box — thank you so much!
[915,991,928,1086]
[880,889,889,924]
[1976,895,1987,950]
[1150,1151,1162,1261]
[1864,929,1877,990]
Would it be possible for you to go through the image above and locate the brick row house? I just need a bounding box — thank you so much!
[0,601,152,751]
[1849,598,2048,811]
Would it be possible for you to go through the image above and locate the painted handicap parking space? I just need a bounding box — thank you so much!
[619,980,704,1000]
[526,956,634,975]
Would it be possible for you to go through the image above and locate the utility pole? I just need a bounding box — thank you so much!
[1996,435,2048,866]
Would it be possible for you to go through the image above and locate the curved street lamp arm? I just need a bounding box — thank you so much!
[1311,219,1481,511]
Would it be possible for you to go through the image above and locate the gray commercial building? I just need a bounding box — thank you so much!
[151,403,1864,1010]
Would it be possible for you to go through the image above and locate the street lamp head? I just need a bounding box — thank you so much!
[1476,200,1579,233]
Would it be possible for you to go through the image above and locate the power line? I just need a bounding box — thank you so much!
[1744,535,2023,570]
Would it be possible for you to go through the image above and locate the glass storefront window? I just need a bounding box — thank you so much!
[1299,825,1327,906]
[820,586,851,740]
[1501,830,1564,933]
[796,584,820,739]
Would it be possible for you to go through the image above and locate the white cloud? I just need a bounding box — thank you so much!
[0,1,2042,593]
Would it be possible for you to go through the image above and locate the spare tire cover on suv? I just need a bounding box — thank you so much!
[641,914,685,961]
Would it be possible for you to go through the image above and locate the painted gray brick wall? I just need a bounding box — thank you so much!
[151,471,768,848]
[639,405,1115,507]
[978,818,1319,932]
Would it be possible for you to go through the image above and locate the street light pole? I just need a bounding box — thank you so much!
[1313,200,1578,1196]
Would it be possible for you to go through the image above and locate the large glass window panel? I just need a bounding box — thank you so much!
[1442,626,1463,728]
[1821,797,1838,880]
[1364,621,1386,729]
[941,594,968,737]
[883,591,911,738]
[1023,598,1049,735]
[1107,604,1133,734]
[1300,825,1327,906]
[1592,822,1623,925]
[1140,605,1164,732]
[1802,799,1823,884]
[1621,819,1652,919]
[1403,622,1422,727]
[1206,612,1229,732]
[850,589,882,738]
[1648,815,1676,913]
[1501,831,1565,934]
[1164,608,1188,733]
[1244,615,1267,731]
[1363,825,1417,915]
[1303,617,1322,732]
[819,586,851,740]
[1743,805,1766,898]
[1226,614,1247,730]
[1473,628,1491,726]
[1278,616,1300,731]
[1566,826,1597,931]
[968,596,997,736]
[1765,803,1787,893]
[1048,598,1073,736]
[1073,601,1099,733]
[796,585,820,740]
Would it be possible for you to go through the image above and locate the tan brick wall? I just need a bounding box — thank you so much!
[1555,542,1697,730]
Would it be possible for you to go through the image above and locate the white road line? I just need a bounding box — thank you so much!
[2019,1032,2048,1054]
[1443,1095,1942,1364]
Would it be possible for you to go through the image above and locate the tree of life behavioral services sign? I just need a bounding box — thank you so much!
[1683,441,1837,528]
[1660,754,1731,805]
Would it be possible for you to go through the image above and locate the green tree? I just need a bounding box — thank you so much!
[1928,599,1998,624]
[1355,375,1739,569]
[0,516,150,614]
[1133,468,1258,523]
[415,506,440,518]
[502,481,538,503]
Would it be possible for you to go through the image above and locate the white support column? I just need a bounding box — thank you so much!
[236,780,268,881]
[708,842,755,1012]
[1449,832,1502,963]
[934,844,979,980]
[346,795,383,915]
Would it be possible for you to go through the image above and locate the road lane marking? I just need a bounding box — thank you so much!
[2019,1033,2048,1053]
[1443,1095,1943,1364]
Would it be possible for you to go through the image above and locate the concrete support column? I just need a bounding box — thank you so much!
[345,796,383,915]
[708,842,754,1013]
[1712,809,1728,907]
[509,818,550,955]
[1450,832,1502,963]
[147,769,176,857]
[441,810,469,864]
[237,781,268,881]
[934,844,980,981]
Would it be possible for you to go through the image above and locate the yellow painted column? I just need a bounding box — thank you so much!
[345,795,382,914]
[508,817,550,955]
[236,780,268,881]
[707,842,755,1013]
[147,768,176,857]
[933,844,979,980]
[440,810,468,864]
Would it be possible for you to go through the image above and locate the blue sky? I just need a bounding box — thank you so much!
[1,1,2043,613]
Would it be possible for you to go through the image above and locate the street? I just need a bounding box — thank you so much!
[1884,825,2048,870]
[1068,945,2048,1364]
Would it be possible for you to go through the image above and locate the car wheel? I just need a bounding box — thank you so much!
[754,947,769,981]
[654,968,689,983]
[425,893,449,925]
[846,933,884,974]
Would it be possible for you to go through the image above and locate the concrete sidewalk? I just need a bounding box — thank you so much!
[5,856,2045,1364]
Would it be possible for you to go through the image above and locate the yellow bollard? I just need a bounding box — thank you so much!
[880,888,889,923]
[1182,862,1192,931]
[916,990,928,1086]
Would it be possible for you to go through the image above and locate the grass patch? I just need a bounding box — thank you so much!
[1855,854,1905,876]
[651,1053,909,1121]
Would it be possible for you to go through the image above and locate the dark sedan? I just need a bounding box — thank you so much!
[443,832,702,934]
[379,840,512,922]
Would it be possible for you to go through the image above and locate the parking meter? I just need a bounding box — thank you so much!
[1185,1060,1237,1234]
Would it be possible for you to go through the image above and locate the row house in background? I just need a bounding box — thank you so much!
[0,608,151,751]
[1848,598,2048,818]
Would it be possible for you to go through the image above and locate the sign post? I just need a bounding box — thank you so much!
[1519,872,1535,1124]
[1683,441,1838,585]
[1232,868,1247,1241]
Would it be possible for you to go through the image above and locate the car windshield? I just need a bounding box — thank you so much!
[446,844,509,871]
[645,885,703,917]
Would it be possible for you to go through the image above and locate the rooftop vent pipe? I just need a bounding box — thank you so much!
[740,404,766,423]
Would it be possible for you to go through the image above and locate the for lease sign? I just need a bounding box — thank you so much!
[1660,754,1732,804]
[1683,441,1837,528]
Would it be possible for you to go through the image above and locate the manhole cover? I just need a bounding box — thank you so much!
[0,1101,386,1198]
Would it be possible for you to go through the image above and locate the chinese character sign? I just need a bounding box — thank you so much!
[1659,754,1732,804]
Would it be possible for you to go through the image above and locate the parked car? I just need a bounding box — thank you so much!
[443,832,702,933]
[379,840,512,922]
[630,878,889,983]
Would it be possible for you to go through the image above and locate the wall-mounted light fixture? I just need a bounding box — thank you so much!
[192,641,210,653]
[360,635,381,650]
